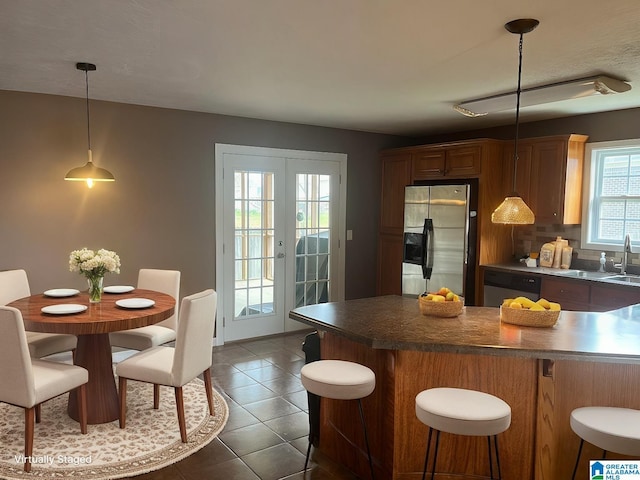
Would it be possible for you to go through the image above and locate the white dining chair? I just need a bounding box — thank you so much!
[116,289,217,442]
[0,306,88,472]
[109,268,180,351]
[0,269,77,359]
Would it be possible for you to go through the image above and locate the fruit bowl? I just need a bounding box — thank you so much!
[500,306,560,327]
[418,296,463,317]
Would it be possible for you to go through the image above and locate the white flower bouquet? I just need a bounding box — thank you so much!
[69,248,121,302]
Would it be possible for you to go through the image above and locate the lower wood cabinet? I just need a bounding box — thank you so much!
[541,276,640,311]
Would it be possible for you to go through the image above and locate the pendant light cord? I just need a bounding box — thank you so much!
[85,68,91,153]
[512,33,524,192]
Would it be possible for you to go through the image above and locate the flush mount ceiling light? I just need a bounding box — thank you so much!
[491,18,537,225]
[64,62,115,188]
[454,75,632,118]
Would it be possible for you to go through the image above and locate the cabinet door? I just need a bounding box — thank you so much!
[540,277,590,311]
[590,283,640,309]
[411,149,446,179]
[376,233,403,295]
[446,145,481,177]
[380,153,412,232]
[530,140,567,223]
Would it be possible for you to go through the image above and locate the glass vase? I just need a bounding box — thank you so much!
[87,276,104,303]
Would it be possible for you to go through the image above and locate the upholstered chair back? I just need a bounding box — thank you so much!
[137,269,180,331]
[171,289,217,386]
[0,269,31,305]
[0,307,36,407]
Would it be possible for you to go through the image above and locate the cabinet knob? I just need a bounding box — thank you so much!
[553,212,558,216]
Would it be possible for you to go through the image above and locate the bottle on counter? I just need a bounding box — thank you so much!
[599,252,607,272]
[552,236,568,268]
[561,244,573,269]
[540,242,556,267]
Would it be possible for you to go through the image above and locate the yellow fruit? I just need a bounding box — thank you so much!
[549,302,561,311]
[502,298,514,307]
[445,291,455,301]
[431,295,446,302]
[425,294,434,300]
[509,301,523,309]
[514,296,536,309]
[529,303,546,311]
[452,294,460,302]
[437,287,451,296]
[536,298,551,309]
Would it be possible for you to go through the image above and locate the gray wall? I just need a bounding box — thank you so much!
[0,90,410,299]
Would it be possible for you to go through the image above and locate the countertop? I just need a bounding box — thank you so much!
[483,263,640,287]
[289,295,640,364]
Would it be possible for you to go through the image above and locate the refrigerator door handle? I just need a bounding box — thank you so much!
[422,219,434,279]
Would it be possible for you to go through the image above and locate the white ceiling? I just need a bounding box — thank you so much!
[2,0,640,137]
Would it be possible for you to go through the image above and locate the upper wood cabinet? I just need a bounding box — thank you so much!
[412,144,481,179]
[379,151,412,233]
[512,134,588,224]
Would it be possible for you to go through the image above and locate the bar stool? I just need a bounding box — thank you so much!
[570,406,640,480]
[415,387,511,480]
[301,359,376,479]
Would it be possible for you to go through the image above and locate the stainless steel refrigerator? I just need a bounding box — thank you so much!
[402,181,477,303]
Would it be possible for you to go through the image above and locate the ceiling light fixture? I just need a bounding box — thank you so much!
[64,62,115,188]
[454,75,632,118]
[491,18,538,225]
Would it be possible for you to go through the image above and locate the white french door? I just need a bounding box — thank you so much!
[215,144,346,343]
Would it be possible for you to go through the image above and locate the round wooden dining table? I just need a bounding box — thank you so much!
[8,289,175,424]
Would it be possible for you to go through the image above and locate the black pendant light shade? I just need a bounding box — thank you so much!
[64,62,115,188]
[491,19,538,225]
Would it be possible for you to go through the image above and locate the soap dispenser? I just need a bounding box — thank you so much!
[599,252,606,272]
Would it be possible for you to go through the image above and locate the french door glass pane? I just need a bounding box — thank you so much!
[295,174,331,307]
[234,170,275,317]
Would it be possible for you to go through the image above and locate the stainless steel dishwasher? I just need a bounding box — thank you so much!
[483,269,541,307]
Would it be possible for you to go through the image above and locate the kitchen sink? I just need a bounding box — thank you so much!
[554,270,592,278]
[602,275,640,284]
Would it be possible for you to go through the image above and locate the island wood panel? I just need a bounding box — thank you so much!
[393,350,537,480]
[320,332,538,480]
[535,360,640,480]
[321,332,396,479]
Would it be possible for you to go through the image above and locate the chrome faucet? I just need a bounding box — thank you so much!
[616,233,633,274]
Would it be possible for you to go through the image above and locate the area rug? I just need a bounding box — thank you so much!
[0,377,229,479]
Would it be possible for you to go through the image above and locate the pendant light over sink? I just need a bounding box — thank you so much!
[491,19,538,225]
[64,62,115,188]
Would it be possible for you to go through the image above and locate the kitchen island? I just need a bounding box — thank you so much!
[289,295,640,480]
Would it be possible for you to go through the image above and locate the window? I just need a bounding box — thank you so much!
[583,139,640,250]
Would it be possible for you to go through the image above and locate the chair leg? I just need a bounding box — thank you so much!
[487,436,494,479]
[174,386,187,442]
[430,430,441,480]
[154,384,160,409]
[203,367,215,416]
[24,407,35,472]
[304,435,312,471]
[119,376,127,429]
[357,398,375,480]
[422,427,434,480]
[35,404,41,423]
[77,384,88,434]
[494,435,503,480]
[571,439,584,480]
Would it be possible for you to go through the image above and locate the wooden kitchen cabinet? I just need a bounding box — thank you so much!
[514,134,588,224]
[590,283,640,310]
[377,139,511,301]
[540,276,590,311]
[412,144,481,179]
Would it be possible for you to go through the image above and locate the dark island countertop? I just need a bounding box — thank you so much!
[289,295,640,364]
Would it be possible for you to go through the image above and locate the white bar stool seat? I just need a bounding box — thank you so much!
[301,359,376,478]
[570,406,640,480]
[415,387,511,480]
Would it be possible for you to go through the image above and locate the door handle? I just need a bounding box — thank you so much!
[277,253,285,258]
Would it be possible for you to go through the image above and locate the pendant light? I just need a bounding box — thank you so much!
[64,62,115,188]
[491,19,538,225]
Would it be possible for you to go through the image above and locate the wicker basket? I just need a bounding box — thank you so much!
[418,297,463,317]
[500,306,560,327]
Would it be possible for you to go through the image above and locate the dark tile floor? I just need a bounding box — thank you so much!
[135,330,357,480]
